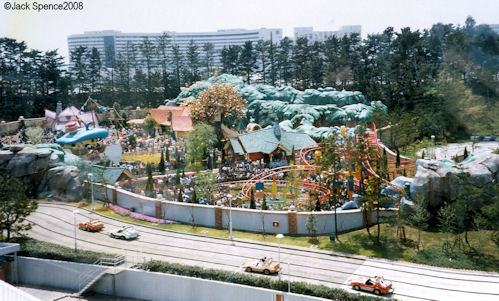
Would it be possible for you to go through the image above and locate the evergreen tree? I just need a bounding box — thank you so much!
[186,40,200,83]
[239,41,257,83]
[159,150,166,174]
[276,37,293,85]
[255,40,270,84]
[261,198,268,210]
[202,43,215,78]
[145,163,155,198]
[250,188,256,209]
[463,147,468,159]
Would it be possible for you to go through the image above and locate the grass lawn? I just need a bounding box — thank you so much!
[121,153,162,163]
[73,200,499,272]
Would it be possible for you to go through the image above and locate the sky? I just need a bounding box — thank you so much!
[1,0,498,63]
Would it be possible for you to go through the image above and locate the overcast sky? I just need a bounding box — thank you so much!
[1,0,498,63]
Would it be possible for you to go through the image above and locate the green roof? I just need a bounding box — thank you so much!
[230,138,245,155]
[236,127,316,155]
[90,165,126,184]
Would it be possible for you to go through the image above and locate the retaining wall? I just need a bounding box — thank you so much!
[17,257,328,301]
[94,183,393,235]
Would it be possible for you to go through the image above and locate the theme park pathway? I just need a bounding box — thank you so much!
[27,203,499,301]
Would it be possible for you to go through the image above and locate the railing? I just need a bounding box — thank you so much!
[77,255,125,295]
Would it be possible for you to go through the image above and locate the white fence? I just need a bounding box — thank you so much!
[95,184,392,235]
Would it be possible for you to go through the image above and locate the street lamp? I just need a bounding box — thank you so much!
[276,233,284,281]
[88,173,94,210]
[73,209,79,251]
[227,194,233,240]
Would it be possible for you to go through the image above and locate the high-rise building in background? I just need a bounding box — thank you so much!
[293,25,361,43]
[68,25,361,69]
[68,28,282,68]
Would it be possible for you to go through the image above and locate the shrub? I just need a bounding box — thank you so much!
[143,260,384,301]
[12,237,114,264]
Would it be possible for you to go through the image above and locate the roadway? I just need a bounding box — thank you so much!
[27,203,499,301]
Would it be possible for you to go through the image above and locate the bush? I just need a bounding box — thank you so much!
[12,237,115,264]
[143,260,384,301]
[410,245,499,272]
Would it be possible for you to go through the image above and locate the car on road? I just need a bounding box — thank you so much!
[242,257,280,275]
[110,226,139,240]
[78,220,104,232]
[350,276,393,295]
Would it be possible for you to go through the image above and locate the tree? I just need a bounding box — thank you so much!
[194,172,217,204]
[191,189,198,204]
[156,33,172,100]
[202,43,215,78]
[186,40,200,83]
[186,83,247,128]
[70,46,89,100]
[293,37,311,89]
[145,163,155,198]
[438,202,457,253]
[463,147,468,159]
[255,40,270,84]
[159,151,166,174]
[410,195,430,250]
[139,37,156,107]
[277,37,293,85]
[142,115,157,137]
[305,213,318,243]
[239,41,257,83]
[171,44,184,95]
[87,47,102,94]
[261,198,268,210]
[0,175,38,241]
[250,187,256,209]
[320,131,343,240]
[185,123,216,172]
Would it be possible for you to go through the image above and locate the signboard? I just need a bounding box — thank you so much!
[255,182,264,191]
[272,221,280,227]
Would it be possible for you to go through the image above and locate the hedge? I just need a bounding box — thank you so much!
[11,237,116,264]
[143,260,387,301]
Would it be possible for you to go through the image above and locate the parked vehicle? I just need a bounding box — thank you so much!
[242,257,280,275]
[350,276,393,295]
[110,226,139,240]
[78,220,104,232]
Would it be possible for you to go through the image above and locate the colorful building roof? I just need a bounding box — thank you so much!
[56,127,108,145]
[234,124,317,156]
[150,106,193,132]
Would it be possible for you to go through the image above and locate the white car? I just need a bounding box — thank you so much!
[110,226,139,240]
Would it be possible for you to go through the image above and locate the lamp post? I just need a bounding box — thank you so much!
[73,209,79,251]
[276,233,284,281]
[88,173,94,210]
[227,193,233,240]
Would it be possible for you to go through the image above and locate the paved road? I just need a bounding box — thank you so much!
[27,203,499,301]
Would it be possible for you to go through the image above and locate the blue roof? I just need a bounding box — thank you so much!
[56,127,108,145]
[236,127,316,155]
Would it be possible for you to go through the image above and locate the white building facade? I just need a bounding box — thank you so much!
[67,28,283,68]
[294,25,361,43]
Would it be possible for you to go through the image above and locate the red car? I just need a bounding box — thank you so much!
[350,276,393,295]
[78,220,104,232]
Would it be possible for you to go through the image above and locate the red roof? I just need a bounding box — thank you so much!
[150,106,193,132]
[172,116,193,132]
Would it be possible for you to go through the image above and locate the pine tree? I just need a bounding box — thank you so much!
[177,187,183,202]
[145,163,155,198]
[159,151,166,174]
[463,147,468,159]
[250,188,256,209]
[174,169,180,185]
[422,150,425,159]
